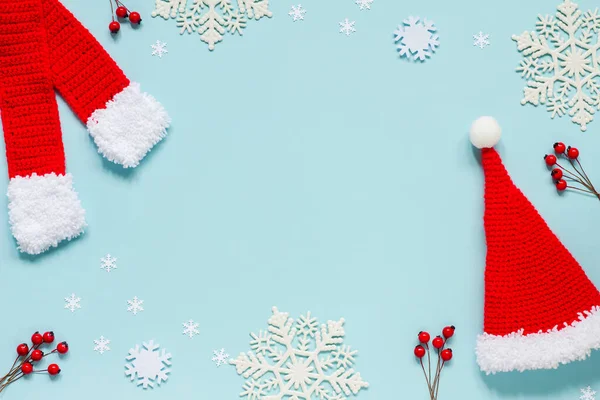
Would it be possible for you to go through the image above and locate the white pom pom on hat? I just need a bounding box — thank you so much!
[470,116,501,149]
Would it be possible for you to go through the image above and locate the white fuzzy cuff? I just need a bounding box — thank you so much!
[477,306,600,374]
[86,82,171,168]
[7,173,86,255]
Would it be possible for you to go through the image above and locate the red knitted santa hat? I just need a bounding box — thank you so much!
[1,0,170,255]
[471,117,600,374]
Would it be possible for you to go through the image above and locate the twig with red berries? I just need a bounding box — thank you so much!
[108,0,142,33]
[544,143,599,199]
[414,326,455,400]
[0,331,69,393]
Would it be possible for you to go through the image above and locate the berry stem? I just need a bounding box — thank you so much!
[419,358,434,399]
[425,343,431,395]
[434,361,445,399]
[109,0,115,21]
[556,163,593,190]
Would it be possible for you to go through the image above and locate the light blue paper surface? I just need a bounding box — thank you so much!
[1,0,600,399]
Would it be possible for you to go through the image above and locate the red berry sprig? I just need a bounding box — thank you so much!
[413,325,455,400]
[0,331,69,393]
[544,143,599,199]
[108,0,141,33]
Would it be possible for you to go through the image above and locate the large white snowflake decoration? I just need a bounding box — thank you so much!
[125,340,172,389]
[581,386,597,400]
[512,0,600,131]
[230,307,369,400]
[394,16,439,61]
[152,0,272,51]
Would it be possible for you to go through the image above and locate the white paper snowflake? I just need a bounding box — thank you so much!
[230,307,369,400]
[582,387,597,400]
[152,0,273,51]
[339,18,356,36]
[125,340,172,389]
[512,0,600,131]
[182,320,200,338]
[94,336,111,354]
[100,254,117,272]
[151,40,169,58]
[64,293,81,312]
[288,4,306,21]
[127,297,144,315]
[394,16,439,61]
[473,31,490,49]
[212,348,229,366]
[355,0,373,10]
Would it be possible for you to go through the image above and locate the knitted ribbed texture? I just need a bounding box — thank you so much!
[0,0,129,179]
[481,148,600,336]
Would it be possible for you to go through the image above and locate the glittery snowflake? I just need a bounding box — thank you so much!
[127,296,144,315]
[581,386,597,400]
[394,16,439,61]
[473,31,490,49]
[94,336,111,354]
[339,18,356,36]
[100,254,117,272]
[230,307,369,400]
[152,0,273,51]
[125,340,172,389]
[212,348,229,366]
[64,293,81,312]
[151,40,169,58]
[355,0,373,10]
[182,320,200,338]
[288,4,306,21]
[512,0,600,131]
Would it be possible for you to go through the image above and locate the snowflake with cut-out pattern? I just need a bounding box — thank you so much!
[581,386,597,400]
[230,307,369,400]
[152,0,272,51]
[512,0,600,131]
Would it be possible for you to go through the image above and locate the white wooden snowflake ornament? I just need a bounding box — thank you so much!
[127,296,144,315]
[230,307,369,400]
[581,386,597,400]
[152,0,272,51]
[94,336,111,354]
[473,31,490,49]
[512,0,600,131]
[339,18,356,36]
[64,293,81,312]
[289,5,306,21]
[100,254,117,272]
[394,16,439,61]
[125,340,172,389]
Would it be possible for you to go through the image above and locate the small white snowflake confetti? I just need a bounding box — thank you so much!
[473,31,490,49]
[355,0,373,10]
[151,40,168,58]
[125,340,172,389]
[581,387,597,400]
[100,254,117,272]
[64,293,81,312]
[288,4,306,21]
[339,18,356,36]
[212,348,229,367]
[127,296,144,315]
[94,336,111,354]
[231,307,369,399]
[394,16,439,61]
[182,320,199,338]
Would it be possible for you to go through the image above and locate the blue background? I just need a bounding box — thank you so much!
[1,0,600,399]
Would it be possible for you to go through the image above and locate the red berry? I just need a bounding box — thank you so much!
[17,343,29,356]
[47,363,60,376]
[116,6,128,18]
[551,168,563,180]
[31,349,43,361]
[109,21,121,33]
[567,146,579,159]
[418,331,430,343]
[31,332,43,345]
[414,345,426,358]
[556,179,567,191]
[554,142,566,154]
[432,336,444,349]
[544,154,557,166]
[21,362,33,375]
[129,11,141,24]
[56,341,69,354]
[442,325,455,339]
[441,348,453,361]
[43,331,55,344]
